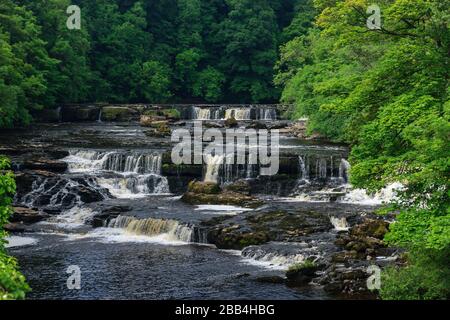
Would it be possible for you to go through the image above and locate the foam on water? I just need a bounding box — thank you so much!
[330,216,349,231]
[195,205,253,212]
[69,228,190,246]
[38,206,96,229]
[5,236,38,248]
[339,182,404,205]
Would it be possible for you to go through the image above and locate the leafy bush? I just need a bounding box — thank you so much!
[0,156,30,300]
[381,248,450,300]
[287,260,316,273]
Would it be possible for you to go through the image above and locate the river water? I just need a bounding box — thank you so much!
[2,109,399,300]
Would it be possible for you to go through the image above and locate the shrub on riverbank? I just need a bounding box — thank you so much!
[0,156,30,300]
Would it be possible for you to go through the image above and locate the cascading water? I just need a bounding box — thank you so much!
[241,242,325,270]
[108,215,206,243]
[224,108,251,120]
[204,153,260,185]
[257,108,277,120]
[330,216,349,231]
[317,158,327,179]
[20,176,109,211]
[204,154,224,183]
[64,150,170,198]
[298,156,308,182]
[339,159,351,183]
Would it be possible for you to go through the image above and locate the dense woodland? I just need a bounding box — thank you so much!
[0,0,314,127]
[0,0,449,300]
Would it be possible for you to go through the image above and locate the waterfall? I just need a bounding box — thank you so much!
[298,156,308,181]
[204,154,224,183]
[65,150,163,174]
[97,109,102,123]
[330,216,349,231]
[108,216,206,243]
[64,150,170,197]
[240,243,323,270]
[339,159,351,183]
[258,108,277,120]
[317,158,327,179]
[224,108,251,120]
[21,176,109,210]
[193,107,211,120]
[191,107,222,120]
[96,174,170,198]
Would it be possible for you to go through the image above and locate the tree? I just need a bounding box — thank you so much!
[218,0,280,102]
[276,0,449,299]
[0,156,30,300]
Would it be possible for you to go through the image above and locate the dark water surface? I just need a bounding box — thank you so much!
[10,233,327,300]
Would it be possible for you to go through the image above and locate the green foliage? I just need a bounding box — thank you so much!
[287,260,316,272]
[381,248,450,300]
[276,0,449,299]
[0,156,30,300]
[1,0,312,127]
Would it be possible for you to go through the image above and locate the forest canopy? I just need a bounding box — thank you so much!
[0,0,314,127]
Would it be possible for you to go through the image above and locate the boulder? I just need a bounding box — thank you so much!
[286,261,319,287]
[10,207,49,224]
[144,122,172,138]
[350,219,389,240]
[187,181,221,194]
[182,190,262,208]
[4,223,27,233]
[203,121,224,129]
[224,179,251,195]
[225,116,238,128]
[102,106,138,121]
[22,159,68,173]
[256,276,285,284]
[246,121,267,130]
[91,205,132,228]
[140,115,167,127]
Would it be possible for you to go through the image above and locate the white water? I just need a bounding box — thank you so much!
[204,154,224,183]
[64,150,170,198]
[195,204,253,215]
[339,159,351,182]
[330,216,349,231]
[39,206,96,229]
[224,108,251,120]
[96,174,170,199]
[339,182,404,205]
[5,236,38,248]
[65,150,163,174]
[108,215,196,243]
[75,228,190,246]
[193,107,211,120]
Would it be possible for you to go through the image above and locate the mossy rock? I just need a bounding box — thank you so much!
[224,179,251,195]
[140,115,167,127]
[181,190,263,208]
[286,261,319,287]
[144,123,171,137]
[207,229,271,250]
[102,106,137,121]
[162,108,181,120]
[187,181,221,194]
[143,109,181,120]
[225,116,238,128]
[350,219,389,240]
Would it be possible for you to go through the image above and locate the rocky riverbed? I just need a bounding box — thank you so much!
[2,105,402,299]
